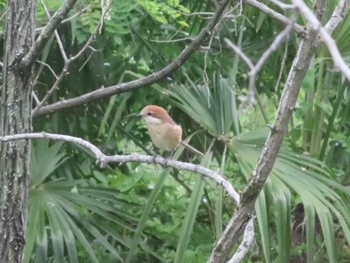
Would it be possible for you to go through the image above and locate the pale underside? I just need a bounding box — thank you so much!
[144,116,182,151]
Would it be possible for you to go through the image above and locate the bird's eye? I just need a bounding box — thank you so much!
[147,112,152,116]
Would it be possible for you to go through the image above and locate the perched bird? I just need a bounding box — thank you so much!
[139,105,204,156]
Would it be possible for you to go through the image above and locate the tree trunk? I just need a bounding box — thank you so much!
[0,0,36,262]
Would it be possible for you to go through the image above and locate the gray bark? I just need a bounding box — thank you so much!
[0,0,36,262]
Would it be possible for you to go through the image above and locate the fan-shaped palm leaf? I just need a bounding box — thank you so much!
[168,73,238,138]
[233,129,350,262]
[25,141,138,263]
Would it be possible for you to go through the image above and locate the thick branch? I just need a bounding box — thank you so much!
[207,9,321,263]
[20,0,77,68]
[34,0,231,117]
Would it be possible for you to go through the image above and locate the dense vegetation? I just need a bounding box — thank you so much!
[1,0,350,262]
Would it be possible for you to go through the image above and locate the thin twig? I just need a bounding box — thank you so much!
[149,37,192,44]
[292,0,350,82]
[249,22,294,78]
[20,0,78,68]
[32,2,108,115]
[224,39,254,69]
[274,36,289,93]
[224,22,293,111]
[61,5,90,24]
[36,61,58,79]
[34,5,90,34]
[244,0,304,35]
[269,0,294,9]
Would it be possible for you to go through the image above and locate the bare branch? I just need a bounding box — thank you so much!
[224,22,293,112]
[32,92,40,105]
[269,0,294,9]
[40,0,69,62]
[224,39,254,70]
[35,61,58,79]
[34,0,231,117]
[249,22,293,78]
[0,132,240,204]
[34,5,90,34]
[32,64,69,114]
[244,0,305,35]
[54,30,69,62]
[32,5,107,115]
[20,0,78,68]
[293,0,350,82]
[324,0,349,33]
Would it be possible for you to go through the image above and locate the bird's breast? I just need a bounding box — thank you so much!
[147,123,182,151]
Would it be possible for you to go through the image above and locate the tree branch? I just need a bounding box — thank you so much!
[324,0,349,33]
[244,0,304,35]
[228,219,254,263]
[292,0,350,82]
[33,0,231,117]
[207,2,323,262]
[32,1,107,115]
[34,5,90,34]
[224,21,293,119]
[20,0,78,68]
[0,132,240,204]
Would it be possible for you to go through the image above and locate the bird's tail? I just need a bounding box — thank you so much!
[180,141,204,156]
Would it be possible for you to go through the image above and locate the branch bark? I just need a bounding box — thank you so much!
[33,0,231,117]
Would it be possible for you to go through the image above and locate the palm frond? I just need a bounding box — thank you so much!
[233,129,350,262]
[25,142,138,263]
[168,73,237,138]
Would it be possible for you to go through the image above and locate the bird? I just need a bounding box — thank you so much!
[138,105,204,156]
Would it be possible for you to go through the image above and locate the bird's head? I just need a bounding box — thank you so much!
[139,105,175,125]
